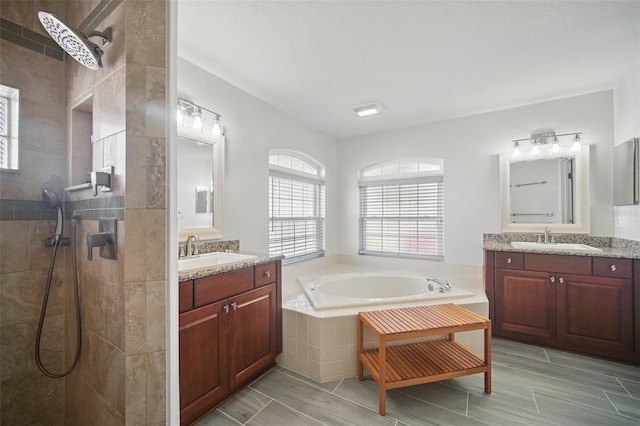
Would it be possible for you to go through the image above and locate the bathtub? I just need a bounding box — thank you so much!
[297,271,474,310]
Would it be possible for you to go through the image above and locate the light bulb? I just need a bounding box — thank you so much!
[513,142,521,157]
[192,109,203,130]
[551,137,560,153]
[572,134,581,151]
[211,117,223,136]
[176,105,186,125]
[531,142,540,155]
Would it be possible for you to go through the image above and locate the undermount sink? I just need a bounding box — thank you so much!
[178,252,257,271]
[510,241,603,253]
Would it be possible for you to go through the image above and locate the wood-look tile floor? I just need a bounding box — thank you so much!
[197,338,640,425]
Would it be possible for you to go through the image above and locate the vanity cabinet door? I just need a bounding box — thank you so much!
[228,283,277,390]
[494,269,556,342]
[179,301,229,425]
[556,274,633,358]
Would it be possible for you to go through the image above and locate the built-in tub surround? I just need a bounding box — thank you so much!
[484,233,640,258]
[278,256,488,383]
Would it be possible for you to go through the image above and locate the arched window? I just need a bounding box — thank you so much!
[359,158,444,260]
[269,150,325,263]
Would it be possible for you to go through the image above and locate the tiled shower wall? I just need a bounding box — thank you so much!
[0,1,68,423]
[0,0,167,424]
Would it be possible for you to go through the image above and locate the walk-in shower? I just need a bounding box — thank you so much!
[35,190,82,378]
[37,11,112,70]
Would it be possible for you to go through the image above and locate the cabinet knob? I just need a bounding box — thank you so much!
[223,305,230,314]
[610,264,617,272]
[549,276,556,283]
[558,277,565,284]
[506,257,512,264]
[263,270,271,278]
[231,302,237,311]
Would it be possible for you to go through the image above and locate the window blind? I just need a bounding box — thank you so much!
[0,96,7,169]
[269,175,325,263]
[359,178,444,260]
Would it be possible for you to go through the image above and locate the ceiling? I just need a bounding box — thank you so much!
[178,1,640,140]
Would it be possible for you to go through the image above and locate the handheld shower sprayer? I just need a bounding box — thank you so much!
[42,189,63,243]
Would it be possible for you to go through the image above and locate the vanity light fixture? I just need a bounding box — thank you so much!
[351,101,385,117]
[511,131,583,157]
[177,98,224,136]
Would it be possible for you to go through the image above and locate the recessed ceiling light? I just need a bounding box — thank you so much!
[352,102,385,117]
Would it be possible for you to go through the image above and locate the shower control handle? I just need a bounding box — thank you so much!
[87,218,117,261]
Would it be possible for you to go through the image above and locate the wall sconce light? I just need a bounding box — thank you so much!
[511,131,582,157]
[177,98,224,137]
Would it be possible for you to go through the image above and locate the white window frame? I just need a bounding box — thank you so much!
[359,158,444,260]
[269,150,325,264]
[0,85,20,170]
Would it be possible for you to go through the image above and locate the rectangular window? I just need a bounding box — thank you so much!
[269,175,325,263]
[0,85,20,170]
[359,177,444,260]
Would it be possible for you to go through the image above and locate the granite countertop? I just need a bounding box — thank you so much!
[178,251,284,282]
[483,233,640,260]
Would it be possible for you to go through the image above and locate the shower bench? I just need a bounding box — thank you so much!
[357,303,491,415]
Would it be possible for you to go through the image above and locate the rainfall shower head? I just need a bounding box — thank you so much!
[42,189,63,240]
[38,11,112,70]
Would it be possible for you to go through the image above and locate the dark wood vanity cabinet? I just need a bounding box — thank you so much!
[179,261,281,425]
[486,251,637,363]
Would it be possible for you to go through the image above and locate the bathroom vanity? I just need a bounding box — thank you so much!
[178,258,282,425]
[484,235,640,364]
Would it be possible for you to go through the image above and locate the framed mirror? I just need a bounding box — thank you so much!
[499,145,590,233]
[177,133,224,241]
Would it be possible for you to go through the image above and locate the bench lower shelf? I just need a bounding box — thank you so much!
[360,340,488,389]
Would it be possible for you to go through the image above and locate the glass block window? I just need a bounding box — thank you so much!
[0,85,20,170]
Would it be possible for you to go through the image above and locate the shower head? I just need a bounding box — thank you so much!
[42,189,63,240]
[38,11,112,71]
[42,189,60,209]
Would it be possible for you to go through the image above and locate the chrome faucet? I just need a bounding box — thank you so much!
[540,227,555,244]
[183,234,199,258]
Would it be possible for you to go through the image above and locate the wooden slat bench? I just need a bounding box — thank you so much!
[357,303,491,415]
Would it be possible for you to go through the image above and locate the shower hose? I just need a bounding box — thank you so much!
[35,215,82,378]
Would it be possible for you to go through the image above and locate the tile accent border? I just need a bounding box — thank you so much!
[0,17,64,61]
[79,0,123,33]
[0,199,57,220]
[0,196,124,221]
[0,0,124,62]
[66,196,124,221]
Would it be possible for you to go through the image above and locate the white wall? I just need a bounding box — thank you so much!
[337,91,615,265]
[613,58,640,241]
[177,58,338,254]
